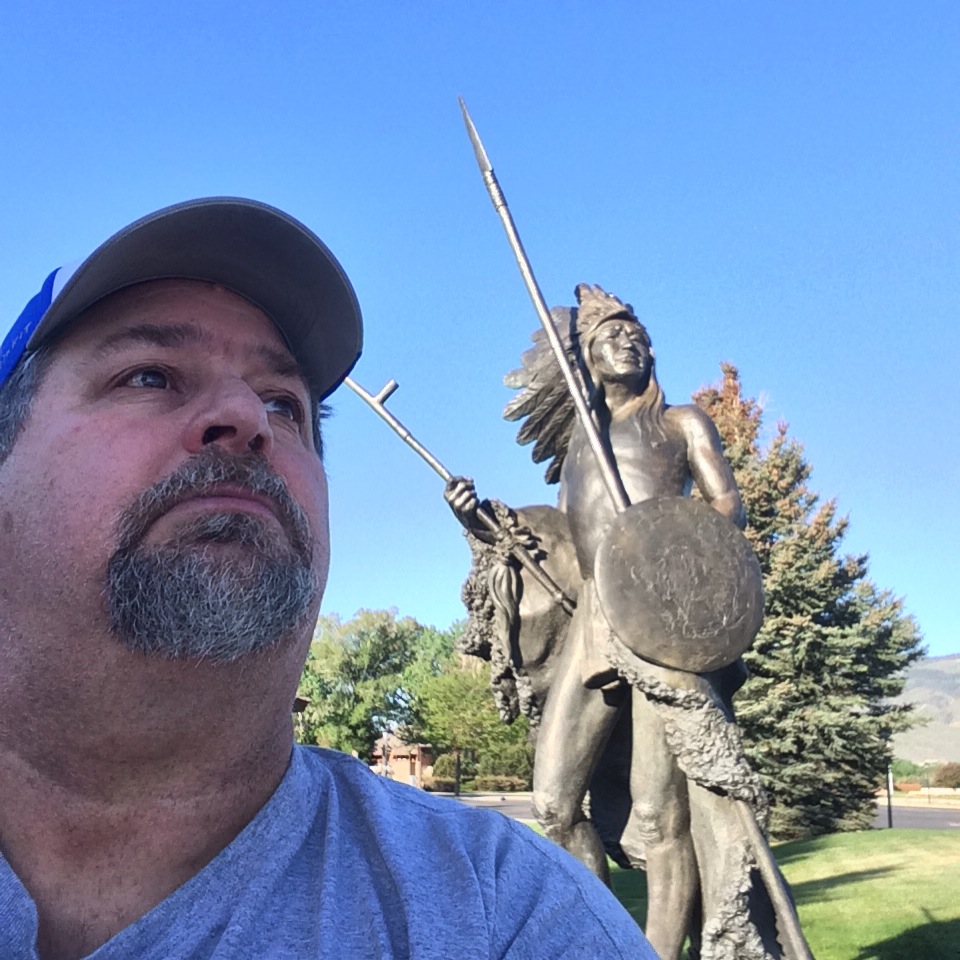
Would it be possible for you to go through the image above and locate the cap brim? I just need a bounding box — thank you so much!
[29,197,362,400]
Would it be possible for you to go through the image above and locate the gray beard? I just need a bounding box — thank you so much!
[106,450,318,664]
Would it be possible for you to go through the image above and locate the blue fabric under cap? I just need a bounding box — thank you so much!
[0,268,61,386]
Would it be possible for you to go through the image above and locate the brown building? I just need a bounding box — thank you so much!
[370,733,434,789]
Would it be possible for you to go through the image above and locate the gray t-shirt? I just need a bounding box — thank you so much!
[1,746,657,958]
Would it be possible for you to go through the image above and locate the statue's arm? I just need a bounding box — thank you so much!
[678,405,746,530]
[444,476,498,544]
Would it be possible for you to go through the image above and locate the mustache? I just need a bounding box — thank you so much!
[114,448,313,560]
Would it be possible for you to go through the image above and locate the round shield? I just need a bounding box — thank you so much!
[594,497,764,673]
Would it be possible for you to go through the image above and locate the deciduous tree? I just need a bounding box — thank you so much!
[296,610,455,759]
[407,656,503,792]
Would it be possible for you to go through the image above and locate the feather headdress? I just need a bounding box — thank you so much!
[503,285,650,484]
[573,283,643,344]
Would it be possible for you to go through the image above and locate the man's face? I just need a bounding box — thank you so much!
[0,279,330,662]
[586,318,652,388]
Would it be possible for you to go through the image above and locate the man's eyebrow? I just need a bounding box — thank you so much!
[251,343,305,383]
[92,323,210,357]
[91,323,306,384]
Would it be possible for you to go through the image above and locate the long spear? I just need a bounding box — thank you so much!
[344,375,575,616]
[458,98,629,513]
[458,98,814,960]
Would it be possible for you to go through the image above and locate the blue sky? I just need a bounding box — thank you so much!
[2,2,957,656]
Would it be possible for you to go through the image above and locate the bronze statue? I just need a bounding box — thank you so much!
[445,284,805,960]
[347,98,813,960]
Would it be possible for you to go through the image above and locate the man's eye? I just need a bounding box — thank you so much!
[125,369,169,389]
[265,395,304,422]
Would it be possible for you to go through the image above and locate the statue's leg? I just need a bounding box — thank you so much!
[627,688,698,960]
[532,608,624,883]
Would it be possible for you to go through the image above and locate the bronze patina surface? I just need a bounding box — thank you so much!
[445,283,809,960]
[595,496,764,673]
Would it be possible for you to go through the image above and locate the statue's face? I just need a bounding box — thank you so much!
[586,319,651,387]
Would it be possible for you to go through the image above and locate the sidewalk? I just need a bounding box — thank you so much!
[450,791,960,811]
[448,791,533,802]
[882,794,960,810]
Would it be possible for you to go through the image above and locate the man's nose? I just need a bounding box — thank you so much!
[182,378,274,456]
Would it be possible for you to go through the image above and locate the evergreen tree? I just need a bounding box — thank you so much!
[694,364,924,838]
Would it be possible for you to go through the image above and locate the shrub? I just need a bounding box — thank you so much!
[891,758,928,781]
[932,762,960,789]
[477,741,534,784]
[474,774,529,792]
[424,776,456,793]
[431,750,478,783]
[432,753,458,778]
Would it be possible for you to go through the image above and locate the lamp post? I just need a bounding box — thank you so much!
[886,765,894,828]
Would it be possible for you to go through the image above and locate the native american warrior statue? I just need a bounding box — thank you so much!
[445,284,805,960]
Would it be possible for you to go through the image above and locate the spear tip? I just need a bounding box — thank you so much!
[458,96,493,175]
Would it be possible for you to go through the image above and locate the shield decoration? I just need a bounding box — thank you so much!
[594,497,764,673]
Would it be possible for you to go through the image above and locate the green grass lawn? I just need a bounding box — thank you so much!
[608,830,960,960]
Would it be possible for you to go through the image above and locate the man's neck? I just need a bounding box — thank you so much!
[0,636,303,960]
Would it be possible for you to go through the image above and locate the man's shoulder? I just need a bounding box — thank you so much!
[294,745,589,896]
[294,747,653,957]
[297,744,528,837]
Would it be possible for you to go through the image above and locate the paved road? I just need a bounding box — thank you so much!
[455,794,960,831]
[455,794,535,821]
[873,803,960,830]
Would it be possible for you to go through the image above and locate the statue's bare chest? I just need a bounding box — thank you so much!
[561,414,692,576]
[606,416,691,498]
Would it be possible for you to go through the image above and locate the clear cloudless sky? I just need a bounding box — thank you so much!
[2,2,957,656]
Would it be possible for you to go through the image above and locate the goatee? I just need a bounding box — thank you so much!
[106,448,318,663]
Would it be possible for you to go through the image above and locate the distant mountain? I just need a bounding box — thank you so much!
[891,654,960,763]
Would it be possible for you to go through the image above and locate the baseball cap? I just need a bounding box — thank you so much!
[1,197,363,399]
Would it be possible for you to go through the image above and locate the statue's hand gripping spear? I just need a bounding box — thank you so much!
[344,375,575,617]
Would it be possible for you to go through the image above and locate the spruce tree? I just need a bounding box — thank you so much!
[694,364,924,838]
